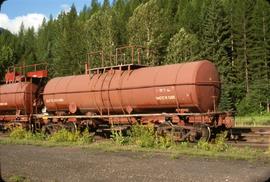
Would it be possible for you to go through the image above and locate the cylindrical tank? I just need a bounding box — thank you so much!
[43,60,220,114]
[0,82,37,114]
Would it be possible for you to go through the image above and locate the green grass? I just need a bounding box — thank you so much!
[8,175,30,182]
[0,137,268,161]
[82,140,268,161]
[1,126,269,161]
[235,114,270,126]
[4,127,94,146]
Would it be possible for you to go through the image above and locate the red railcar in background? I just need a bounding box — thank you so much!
[0,64,47,129]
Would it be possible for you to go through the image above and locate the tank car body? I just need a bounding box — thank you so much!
[0,64,48,131]
[43,60,220,115]
[0,82,37,114]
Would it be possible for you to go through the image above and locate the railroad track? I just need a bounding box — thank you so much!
[228,126,270,149]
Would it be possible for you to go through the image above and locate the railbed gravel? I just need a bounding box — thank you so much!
[0,144,270,182]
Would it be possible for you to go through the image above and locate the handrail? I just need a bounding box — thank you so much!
[8,62,48,73]
[85,45,147,74]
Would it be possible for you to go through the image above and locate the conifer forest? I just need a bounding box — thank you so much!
[0,0,269,115]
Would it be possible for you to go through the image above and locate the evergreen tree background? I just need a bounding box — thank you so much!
[0,0,269,115]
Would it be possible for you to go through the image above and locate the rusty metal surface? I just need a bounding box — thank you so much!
[34,111,232,128]
[0,82,37,114]
[43,60,220,115]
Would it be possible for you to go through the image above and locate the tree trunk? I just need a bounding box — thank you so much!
[267,99,270,113]
[243,18,249,94]
[262,12,269,113]
[230,3,234,66]
[146,27,150,60]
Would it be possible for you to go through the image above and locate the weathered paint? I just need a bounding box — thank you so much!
[0,82,37,114]
[43,60,220,114]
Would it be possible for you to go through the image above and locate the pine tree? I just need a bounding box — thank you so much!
[86,4,116,67]
[36,16,57,76]
[249,0,270,112]
[112,0,129,45]
[15,23,26,64]
[199,0,234,110]
[233,0,255,95]
[89,0,101,15]
[166,28,199,63]
[21,27,38,65]
[54,4,87,76]
[102,0,110,9]
[127,0,169,65]
[0,45,14,79]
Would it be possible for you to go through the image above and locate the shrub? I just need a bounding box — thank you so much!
[111,130,128,145]
[197,131,228,152]
[48,129,80,143]
[9,175,30,182]
[157,135,175,148]
[266,146,270,156]
[10,128,46,141]
[110,124,175,148]
[9,127,93,144]
[213,131,228,152]
[48,128,94,144]
[9,127,29,140]
[78,129,94,144]
[197,140,211,151]
[129,124,157,148]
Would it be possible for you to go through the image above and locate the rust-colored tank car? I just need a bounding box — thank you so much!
[0,82,37,114]
[43,60,220,114]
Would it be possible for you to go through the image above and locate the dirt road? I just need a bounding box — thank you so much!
[1,144,270,182]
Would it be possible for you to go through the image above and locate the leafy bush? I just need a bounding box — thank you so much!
[213,132,229,152]
[266,146,270,156]
[157,135,175,148]
[9,175,30,182]
[236,90,267,116]
[197,131,228,152]
[78,129,94,144]
[110,124,176,148]
[111,130,128,145]
[9,127,29,140]
[48,128,93,144]
[197,140,211,151]
[129,124,157,148]
[10,128,46,141]
[10,127,93,144]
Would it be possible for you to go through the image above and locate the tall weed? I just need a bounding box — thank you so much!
[10,128,46,141]
[129,124,157,148]
[9,127,93,144]
[125,124,175,148]
[48,128,93,144]
[48,129,80,142]
[111,130,128,145]
[197,131,228,152]
[157,135,175,148]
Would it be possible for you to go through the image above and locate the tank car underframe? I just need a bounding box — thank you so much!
[0,114,34,132]
[34,111,233,141]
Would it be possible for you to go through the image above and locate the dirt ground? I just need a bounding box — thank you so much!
[0,144,270,182]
